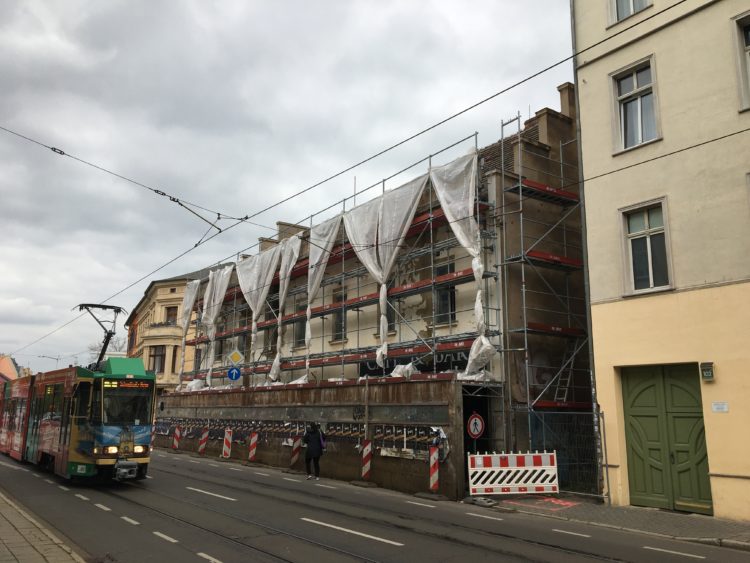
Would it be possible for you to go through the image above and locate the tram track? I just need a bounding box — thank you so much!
[92,456,623,562]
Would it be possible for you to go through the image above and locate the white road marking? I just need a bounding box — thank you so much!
[186,487,237,501]
[197,553,223,563]
[153,531,178,543]
[406,501,435,508]
[228,467,242,471]
[315,484,336,489]
[643,546,705,559]
[146,475,154,479]
[254,472,270,476]
[209,464,219,467]
[301,518,404,546]
[94,504,111,512]
[553,529,591,538]
[121,516,140,525]
[75,494,89,501]
[466,512,504,522]
[284,477,301,483]
[157,454,166,458]
[58,486,70,491]
[189,460,200,464]
[32,473,40,477]
[44,479,54,484]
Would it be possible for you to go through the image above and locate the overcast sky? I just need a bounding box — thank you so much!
[0,1,573,373]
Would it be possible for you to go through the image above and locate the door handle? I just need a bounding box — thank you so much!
[669,452,675,464]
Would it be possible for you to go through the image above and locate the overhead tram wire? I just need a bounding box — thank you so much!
[9,0,693,354]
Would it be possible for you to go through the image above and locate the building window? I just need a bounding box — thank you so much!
[435,263,456,324]
[170,287,176,293]
[615,62,657,149]
[171,345,179,374]
[293,295,307,348]
[624,203,670,291]
[614,0,649,22]
[127,324,137,352]
[331,288,346,341]
[194,348,202,372]
[733,15,750,109]
[165,306,178,325]
[149,345,166,374]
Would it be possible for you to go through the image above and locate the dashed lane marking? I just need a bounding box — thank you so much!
[197,552,223,563]
[209,464,219,468]
[406,501,435,508]
[153,531,179,543]
[466,512,504,522]
[146,475,154,479]
[186,487,237,501]
[315,484,336,489]
[553,529,591,538]
[254,472,270,476]
[94,504,111,512]
[228,467,242,471]
[121,516,140,525]
[189,460,200,464]
[643,546,705,559]
[75,494,89,501]
[302,518,404,547]
[284,477,301,483]
[58,486,70,491]
[44,479,54,484]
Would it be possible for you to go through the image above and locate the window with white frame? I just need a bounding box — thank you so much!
[733,14,750,109]
[615,62,657,149]
[624,203,670,291]
[614,0,650,22]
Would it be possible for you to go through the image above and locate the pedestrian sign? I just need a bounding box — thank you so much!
[227,367,241,381]
[467,413,485,440]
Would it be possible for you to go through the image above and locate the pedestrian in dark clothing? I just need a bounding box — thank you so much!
[302,422,326,480]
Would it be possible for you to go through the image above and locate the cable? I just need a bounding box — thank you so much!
[8,0,694,355]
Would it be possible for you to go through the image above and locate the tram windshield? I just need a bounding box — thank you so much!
[101,379,153,426]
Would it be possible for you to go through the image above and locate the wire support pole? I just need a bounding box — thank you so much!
[427,155,438,373]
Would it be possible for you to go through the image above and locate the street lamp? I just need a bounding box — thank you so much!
[37,355,61,369]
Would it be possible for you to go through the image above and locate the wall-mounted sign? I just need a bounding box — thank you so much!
[711,401,729,413]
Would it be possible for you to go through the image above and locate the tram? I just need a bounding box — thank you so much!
[0,357,156,481]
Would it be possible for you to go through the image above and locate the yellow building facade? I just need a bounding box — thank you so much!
[572,0,750,520]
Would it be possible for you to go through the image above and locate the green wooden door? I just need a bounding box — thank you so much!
[622,364,712,514]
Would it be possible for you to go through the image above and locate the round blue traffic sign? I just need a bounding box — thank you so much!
[227,367,241,381]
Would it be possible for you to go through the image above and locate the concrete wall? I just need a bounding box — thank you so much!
[155,376,467,499]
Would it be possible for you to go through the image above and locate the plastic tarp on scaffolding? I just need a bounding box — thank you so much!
[236,244,282,366]
[305,214,342,376]
[177,279,201,386]
[201,264,234,386]
[430,151,494,375]
[269,234,302,380]
[343,175,427,367]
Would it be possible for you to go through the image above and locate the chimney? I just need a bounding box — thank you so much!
[558,82,576,120]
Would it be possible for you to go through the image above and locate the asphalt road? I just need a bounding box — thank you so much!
[0,450,744,563]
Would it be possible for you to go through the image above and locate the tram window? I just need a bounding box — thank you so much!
[52,384,63,420]
[91,379,103,424]
[73,382,91,418]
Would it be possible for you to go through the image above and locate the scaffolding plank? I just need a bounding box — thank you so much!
[525,250,583,271]
[510,322,586,338]
[504,178,579,206]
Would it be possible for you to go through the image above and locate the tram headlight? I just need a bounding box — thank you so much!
[104,446,119,455]
[133,445,146,454]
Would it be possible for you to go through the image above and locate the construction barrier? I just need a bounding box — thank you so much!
[172,425,182,450]
[221,428,233,459]
[468,451,558,496]
[197,428,209,456]
[429,446,439,492]
[248,432,258,462]
[290,435,302,467]
[150,425,156,450]
[361,440,372,480]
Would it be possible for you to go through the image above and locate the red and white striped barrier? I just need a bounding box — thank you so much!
[290,435,302,467]
[429,446,439,492]
[468,451,558,495]
[197,428,209,456]
[150,425,156,451]
[361,440,372,481]
[248,432,258,462]
[221,428,233,459]
[172,425,182,450]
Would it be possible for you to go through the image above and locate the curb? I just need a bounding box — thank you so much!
[350,480,378,488]
[414,492,449,502]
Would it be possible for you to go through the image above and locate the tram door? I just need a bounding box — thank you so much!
[25,392,43,463]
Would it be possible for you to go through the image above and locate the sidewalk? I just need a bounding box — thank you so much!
[0,490,84,563]
[484,494,750,552]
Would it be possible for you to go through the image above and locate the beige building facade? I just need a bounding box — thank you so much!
[572,0,750,520]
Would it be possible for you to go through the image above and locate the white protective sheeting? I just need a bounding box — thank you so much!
[269,234,302,380]
[236,244,282,363]
[305,214,342,371]
[201,264,234,386]
[430,151,491,374]
[343,175,427,367]
[177,279,201,385]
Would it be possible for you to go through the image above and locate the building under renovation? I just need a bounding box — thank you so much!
[152,83,597,498]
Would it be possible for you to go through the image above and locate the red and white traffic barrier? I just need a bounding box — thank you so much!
[172,425,182,450]
[361,440,372,481]
[467,451,558,495]
[221,428,233,459]
[429,446,439,492]
[151,425,156,450]
[290,435,302,467]
[197,428,209,456]
[248,432,259,462]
